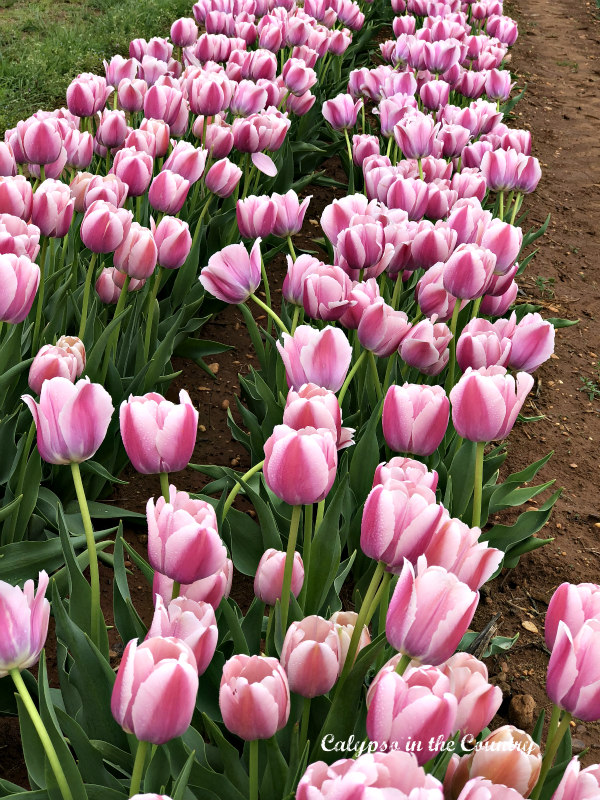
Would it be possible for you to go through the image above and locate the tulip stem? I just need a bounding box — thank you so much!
[338,349,368,406]
[260,255,272,338]
[374,573,392,671]
[390,274,403,310]
[222,459,265,519]
[337,560,386,689]
[71,462,101,649]
[498,190,504,221]
[343,128,355,195]
[299,696,312,754]
[280,505,302,633]
[383,351,397,395]
[78,252,98,340]
[101,274,131,381]
[470,297,482,320]
[315,499,325,532]
[143,266,163,362]
[444,299,462,393]
[394,653,412,676]
[32,237,49,353]
[530,708,572,800]
[510,193,522,226]
[290,305,301,335]
[417,158,424,181]
[10,669,74,800]
[368,351,383,402]
[249,294,290,335]
[159,472,170,503]
[171,581,180,600]
[129,739,149,798]
[287,235,297,262]
[471,441,485,529]
[249,739,259,800]
[298,505,313,607]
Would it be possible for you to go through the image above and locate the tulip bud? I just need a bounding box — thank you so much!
[0,571,50,677]
[277,325,352,392]
[254,548,304,606]
[204,157,242,197]
[236,195,278,239]
[113,222,157,280]
[81,200,132,253]
[152,216,192,270]
[31,179,75,238]
[281,616,341,697]
[382,384,449,457]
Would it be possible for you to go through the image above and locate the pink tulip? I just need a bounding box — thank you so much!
[161,142,206,185]
[113,222,157,280]
[439,653,502,736]
[386,557,479,664]
[104,55,138,87]
[421,79,451,111]
[0,252,39,324]
[0,214,40,261]
[28,344,80,394]
[330,611,371,671]
[120,390,198,474]
[515,155,542,194]
[95,267,145,303]
[546,620,600,721]
[0,176,33,221]
[410,223,457,271]
[550,758,600,800]
[322,94,362,130]
[254,548,304,606]
[0,142,17,177]
[373,457,438,493]
[415,262,462,323]
[366,665,457,766]
[236,195,277,239]
[152,216,192,270]
[111,637,198,744]
[457,318,512,371]
[153,559,233,610]
[111,147,153,197]
[507,312,555,373]
[22,377,113,465]
[17,118,62,166]
[480,281,518,317]
[272,190,311,238]
[339,278,380,329]
[424,515,503,591]
[545,582,600,650]
[382,384,449,457]
[281,616,340,697]
[31,179,74,239]
[336,222,394,280]
[394,113,439,160]
[84,174,129,210]
[302,264,354,323]
[264,425,337,506]
[219,654,290,740]
[442,244,497,300]
[199,238,261,304]
[96,109,128,149]
[450,366,534,442]
[230,80,268,116]
[399,319,451,376]
[479,219,522,275]
[456,779,528,800]
[171,17,199,46]
[148,170,190,215]
[283,59,317,96]
[117,78,147,113]
[81,200,132,253]
[147,595,217,675]
[352,134,379,167]
[282,254,322,305]
[0,571,50,677]
[299,751,443,800]
[67,73,112,117]
[55,335,85,374]
[284,383,353,450]
[277,325,352,392]
[321,194,369,243]
[204,157,242,197]
[357,299,411,357]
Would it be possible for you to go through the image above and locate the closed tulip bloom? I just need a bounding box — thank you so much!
[120,390,198,474]
[394,113,439,159]
[230,80,268,116]
[272,190,311,237]
[479,219,522,276]
[336,222,395,280]
[298,751,443,800]
[171,17,199,47]
[219,654,290,740]
[415,262,463,323]
[163,141,207,184]
[277,325,353,392]
[442,244,497,300]
[373,457,439,493]
[81,200,132,253]
[282,254,322,305]
[357,299,411,358]
[545,582,600,650]
[322,94,363,131]
[147,596,217,675]
[480,281,518,317]
[351,134,379,168]
[118,78,148,113]
[439,653,502,737]
[515,155,542,194]
[421,79,451,111]
[386,557,479,664]
[0,571,50,677]
[63,129,93,170]
[321,194,369,243]
[302,264,354,323]
[366,666,457,766]
[450,366,534,442]
[281,616,340,698]
[31,179,74,239]
[339,278,380,329]
[204,157,242,197]
[95,267,145,303]
[22,377,113,465]
[148,170,190,215]
[139,119,169,158]
[400,319,451,376]
[507,312,554,373]
[28,344,80,394]
[112,147,154,197]
[283,58,317,96]
[151,216,192,270]
[0,142,17,177]
[383,384,449,457]
[0,176,33,220]
[546,620,600,721]
[457,318,512,371]
[446,726,542,799]
[456,779,528,800]
[550,758,600,800]
[113,222,157,280]
[67,73,112,117]
[200,238,261,304]
[284,383,353,449]
[153,559,233,610]
[0,214,40,261]
[144,85,187,128]
[254,548,304,606]
[96,109,128,149]
[84,174,129,210]
[237,195,277,239]
[330,611,370,671]
[480,149,521,193]
[104,55,138,87]
[55,335,85,374]
[17,118,62,165]
[111,637,198,745]
[264,425,337,506]
[411,224,457,271]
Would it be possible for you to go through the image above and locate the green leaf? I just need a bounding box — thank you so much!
[113,525,147,644]
[546,317,579,329]
[483,489,561,553]
[171,749,197,800]
[80,460,128,485]
[445,439,476,518]
[349,405,382,502]
[219,598,250,655]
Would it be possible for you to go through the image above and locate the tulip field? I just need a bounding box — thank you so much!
[1,0,600,797]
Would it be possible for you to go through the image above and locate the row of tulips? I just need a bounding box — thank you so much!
[0,0,584,799]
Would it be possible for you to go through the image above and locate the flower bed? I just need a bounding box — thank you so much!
[0,0,594,798]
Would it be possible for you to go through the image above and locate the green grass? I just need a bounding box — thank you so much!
[0,0,192,133]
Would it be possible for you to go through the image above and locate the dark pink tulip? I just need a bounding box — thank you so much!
[442,244,496,300]
[113,222,157,280]
[336,222,395,280]
[420,79,451,111]
[22,377,113,464]
[0,142,17,177]
[148,170,190,215]
[254,548,304,606]
[120,390,198,474]
[143,85,188,128]
[283,58,317,96]
[95,267,145,303]
[551,758,600,800]
[450,366,534,442]
[29,344,80,394]
[0,176,32,221]
[281,616,340,698]
[104,55,138,87]
[0,571,50,677]
[322,93,362,131]
[118,78,148,113]
[386,557,479,664]
[31,179,74,238]
[366,665,457,766]
[400,319,451,376]
[201,119,234,158]
[424,515,503,591]
[374,456,438,493]
[546,620,600,721]
[147,596,217,675]
[111,637,198,744]
[361,480,444,570]
[284,383,353,450]
[394,113,439,160]
[17,118,62,166]
[264,425,337,506]
[84,174,129,210]
[236,195,277,239]
[153,559,233,610]
[152,216,192,270]
[302,264,354,322]
[277,325,352,392]
[220,654,290,740]
[272,190,311,238]
[383,384,449,457]
[439,653,502,737]
[171,17,199,47]
[339,278,380,329]
[200,238,261,304]
[282,254,322,305]
[330,611,371,670]
[357,299,411,357]
[67,73,112,117]
[139,118,170,157]
[545,582,600,650]
[96,109,128,149]
[204,157,242,197]
[111,147,153,197]
[411,223,457,271]
[297,751,443,800]
[485,69,514,102]
[81,200,132,253]
[457,318,512,371]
